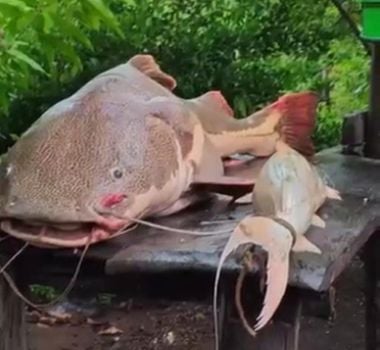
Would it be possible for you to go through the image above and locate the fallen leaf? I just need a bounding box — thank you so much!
[163,331,175,345]
[97,325,123,336]
[26,310,41,323]
[86,317,104,326]
[36,322,50,329]
[48,310,72,323]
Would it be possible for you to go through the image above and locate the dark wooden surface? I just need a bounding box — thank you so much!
[44,147,380,293]
[219,281,303,350]
[0,273,27,350]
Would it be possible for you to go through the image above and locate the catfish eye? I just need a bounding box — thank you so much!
[112,169,123,179]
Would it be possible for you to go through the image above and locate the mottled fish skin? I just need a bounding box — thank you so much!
[0,53,318,249]
[0,55,213,248]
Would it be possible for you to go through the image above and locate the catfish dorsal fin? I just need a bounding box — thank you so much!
[198,91,234,117]
[128,54,177,90]
[275,91,319,159]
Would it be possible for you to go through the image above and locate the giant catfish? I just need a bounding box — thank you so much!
[0,54,317,248]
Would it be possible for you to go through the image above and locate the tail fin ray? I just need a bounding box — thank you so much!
[276,91,319,158]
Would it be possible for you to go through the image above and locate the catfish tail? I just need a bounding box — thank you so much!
[213,216,293,349]
[274,91,319,159]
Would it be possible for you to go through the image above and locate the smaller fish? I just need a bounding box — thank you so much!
[213,141,342,348]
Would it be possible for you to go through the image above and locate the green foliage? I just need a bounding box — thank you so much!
[97,292,116,305]
[0,0,371,151]
[29,284,59,302]
[0,0,122,113]
[314,37,369,149]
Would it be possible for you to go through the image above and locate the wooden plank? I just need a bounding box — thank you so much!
[26,148,380,292]
[0,263,27,350]
[219,280,302,350]
[317,148,380,201]
[363,232,380,350]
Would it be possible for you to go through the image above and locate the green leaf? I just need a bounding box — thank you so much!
[233,96,248,117]
[9,133,19,141]
[58,42,83,75]
[7,48,47,75]
[84,0,123,37]
[16,11,35,30]
[42,12,54,33]
[0,0,31,11]
[0,91,9,114]
[54,17,93,50]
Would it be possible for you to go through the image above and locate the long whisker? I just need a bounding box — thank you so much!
[126,216,236,235]
[117,223,138,235]
[0,236,91,311]
[0,241,29,274]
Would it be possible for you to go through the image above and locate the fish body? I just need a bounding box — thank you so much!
[0,54,316,249]
[185,90,318,158]
[214,141,341,345]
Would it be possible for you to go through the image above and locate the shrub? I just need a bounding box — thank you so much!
[0,0,370,152]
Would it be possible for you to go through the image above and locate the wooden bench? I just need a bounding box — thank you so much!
[1,147,380,350]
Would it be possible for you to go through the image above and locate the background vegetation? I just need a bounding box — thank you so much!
[0,0,370,152]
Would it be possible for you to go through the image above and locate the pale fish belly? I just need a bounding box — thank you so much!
[277,201,314,237]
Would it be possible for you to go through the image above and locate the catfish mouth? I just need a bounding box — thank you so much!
[0,218,131,249]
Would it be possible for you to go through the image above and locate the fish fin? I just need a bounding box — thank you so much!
[276,91,319,159]
[292,236,321,254]
[184,92,239,136]
[223,158,252,169]
[192,176,254,198]
[234,193,253,205]
[223,158,248,169]
[229,217,293,334]
[128,54,177,90]
[194,134,225,182]
[196,91,234,117]
[326,186,342,201]
[154,192,213,217]
[311,214,326,228]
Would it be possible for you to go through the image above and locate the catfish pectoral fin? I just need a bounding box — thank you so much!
[192,176,255,199]
[153,192,213,217]
[325,186,342,201]
[311,214,326,228]
[292,235,321,254]
[234,193,253,205]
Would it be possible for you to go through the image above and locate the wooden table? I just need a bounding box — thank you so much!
[1,147,380,350]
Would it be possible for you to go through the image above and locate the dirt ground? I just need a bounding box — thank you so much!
[28,257,366,350]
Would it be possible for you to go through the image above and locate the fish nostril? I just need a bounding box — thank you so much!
[5,195,18,212]
[100,193,127,209]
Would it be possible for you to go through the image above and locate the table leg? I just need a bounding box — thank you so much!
[0,257,27,350]
[218,279,302,350]
[364,232,380,350]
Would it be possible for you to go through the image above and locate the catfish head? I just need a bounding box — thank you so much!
[0,90,196,248]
